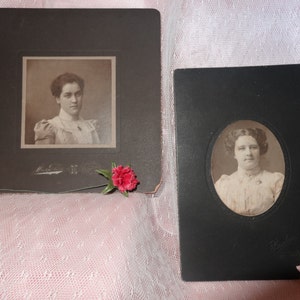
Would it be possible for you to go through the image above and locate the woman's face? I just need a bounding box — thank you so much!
[234,135,260,170]
[56,82,83,118]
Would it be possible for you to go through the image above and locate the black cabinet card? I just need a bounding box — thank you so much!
[0,8,161,193]
[174,65,300,281]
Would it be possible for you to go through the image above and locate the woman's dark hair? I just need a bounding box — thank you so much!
[50,73,84,97]
[224,128,268,155]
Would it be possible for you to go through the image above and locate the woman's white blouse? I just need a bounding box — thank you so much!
[34,110,101,145]
[214,168,284,216]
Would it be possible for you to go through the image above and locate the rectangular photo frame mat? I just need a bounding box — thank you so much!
[174,65,300,281]
[0,8,161,193]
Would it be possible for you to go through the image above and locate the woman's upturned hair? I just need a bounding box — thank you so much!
[224,128,268,155]
[50,73,84,98]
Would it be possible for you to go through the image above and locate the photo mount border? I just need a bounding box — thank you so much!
[174,65,300,281]
[0,8,161,193]
[20,55,117,149]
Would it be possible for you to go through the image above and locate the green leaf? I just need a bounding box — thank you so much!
[112,162,117,169]
[96,169,112,180]
[122,191,129,197]
[102,183,116,195]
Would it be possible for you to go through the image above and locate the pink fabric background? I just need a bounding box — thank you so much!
[1,0,300,299]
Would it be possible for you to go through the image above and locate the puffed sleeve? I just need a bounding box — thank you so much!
[273,172,284,200]
[214,174,229,198]
[89,119,101,140]
[34,120,55,144]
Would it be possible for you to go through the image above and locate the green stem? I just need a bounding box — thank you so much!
[0,184,107,194]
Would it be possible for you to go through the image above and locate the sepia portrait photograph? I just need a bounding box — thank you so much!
[211,120,285,217]
[21,56,116,148]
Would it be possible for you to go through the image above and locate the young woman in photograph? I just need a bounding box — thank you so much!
[34,72,101,145]
[214,128,284,216]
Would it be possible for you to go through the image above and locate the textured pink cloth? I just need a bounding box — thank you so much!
[1,1,300,299]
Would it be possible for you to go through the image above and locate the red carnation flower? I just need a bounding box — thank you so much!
[112,165,139,193]
[96,162,139,197]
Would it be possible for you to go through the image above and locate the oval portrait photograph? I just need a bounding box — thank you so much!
[211,120,285,217]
